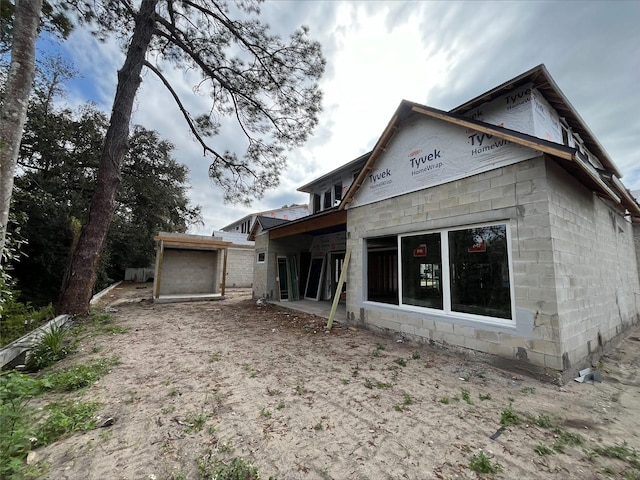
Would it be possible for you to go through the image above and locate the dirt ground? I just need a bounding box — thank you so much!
[31,282,640,479]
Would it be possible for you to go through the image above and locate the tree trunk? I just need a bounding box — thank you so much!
[0,0,42,261]
[58,0,158,314]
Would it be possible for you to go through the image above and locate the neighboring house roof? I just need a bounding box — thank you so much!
[248,216,291,241]
[338,70,640,218]
[297,151,371,193]
[252,208,346,241]
[220,204,308,231]
[211,230,254,246]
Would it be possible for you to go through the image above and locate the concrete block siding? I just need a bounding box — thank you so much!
[220,246,254,288]
[346,155,640,378]
[253,232,314,300]
[546,161,640,369]
[159,249,218,295]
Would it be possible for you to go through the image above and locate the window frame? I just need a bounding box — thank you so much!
[364,221,515,325]
[256,251,266,264]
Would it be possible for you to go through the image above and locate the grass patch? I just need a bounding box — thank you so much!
[478,392,492,401]
[529,413,555,429]
[184,412,208,433]
[40,357,118,392]
[375,381,393,389]
[439,397,450,404]
[500,405,521,426]
[552,427,584,453]
[593,441,640,468]
[394,393,414,412]
[394,357,407,367]
[260,408,272,419]
[412,351,421,360]
[461,388,473,405]
[35,400,100,446]
[197,455,264,480]
[534,443,555,456]
[469,450,502,474]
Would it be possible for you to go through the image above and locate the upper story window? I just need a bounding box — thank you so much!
[334,183,342,204]
[323,190,332,209]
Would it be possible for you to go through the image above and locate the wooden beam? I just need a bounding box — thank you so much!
[340,114,400,209]
[221,248,227,296]
[154,241,164,299]
[326,247,351,330]
[269,210,347,240]
[411,106,575,161]
[153,235,232,248]
[571,153,621,204]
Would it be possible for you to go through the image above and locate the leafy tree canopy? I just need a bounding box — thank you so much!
[12,60,202,307]
[62,0,326,203]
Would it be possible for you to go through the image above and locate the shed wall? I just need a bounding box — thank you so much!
[159,249,218,295]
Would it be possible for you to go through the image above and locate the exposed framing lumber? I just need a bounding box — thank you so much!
[411,106,575,160]
[326,247,351,330]
[269,210,347,239]
[340,114,400,208]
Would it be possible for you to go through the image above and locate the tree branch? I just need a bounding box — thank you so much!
[142,60,256,179]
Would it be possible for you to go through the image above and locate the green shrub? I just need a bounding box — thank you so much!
[0,300,55,348]
[469,450,502,474]
[35,401,100,447]
[0,371,41,478]
[26,323,71,371]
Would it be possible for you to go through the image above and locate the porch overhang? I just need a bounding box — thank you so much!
[268,210,347,240]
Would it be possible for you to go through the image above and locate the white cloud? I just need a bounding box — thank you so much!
[56,1,640,234]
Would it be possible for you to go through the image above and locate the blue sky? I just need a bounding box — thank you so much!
[43,1,640,234]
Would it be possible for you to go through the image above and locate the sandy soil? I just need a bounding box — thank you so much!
[31,282,640,479]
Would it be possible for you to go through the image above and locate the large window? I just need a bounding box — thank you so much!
[366,223,513,321]
[366,236,398,305]
[448,225,511,319]
[401,233,442,309]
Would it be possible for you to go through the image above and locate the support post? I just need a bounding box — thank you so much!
[326,248,351,330]
[221,247,228,296]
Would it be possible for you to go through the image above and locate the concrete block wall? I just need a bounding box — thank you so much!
[346,155,567,376]
[253,233,269,298]
[220,246,254,288]
[159,249,218,295]
[252,232,314,300]
[546,161,640,369]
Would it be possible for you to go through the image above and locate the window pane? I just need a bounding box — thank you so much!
[366,237,398,305]
[448,225,511,319]
[401,234,442,309]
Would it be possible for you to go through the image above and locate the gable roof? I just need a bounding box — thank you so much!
[451,64,621,178]
[247,215,291,241]
[297,151,371,193]
[339,68,640,218]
